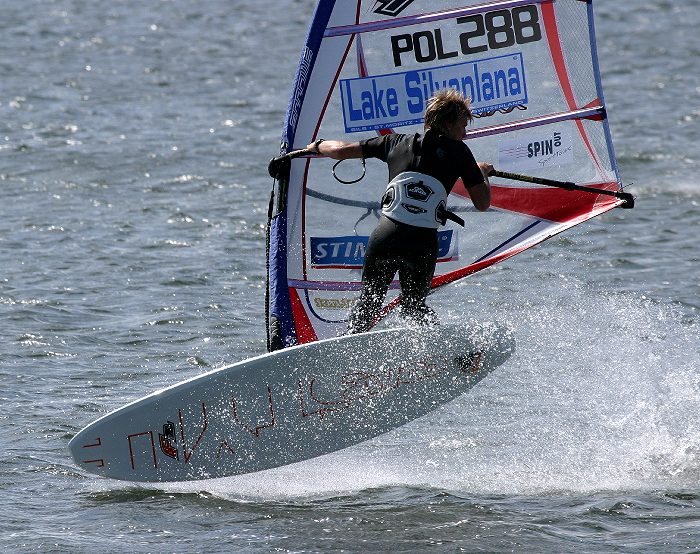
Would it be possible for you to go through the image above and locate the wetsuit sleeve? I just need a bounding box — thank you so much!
[360,134,401,162]
[461,144,485,189]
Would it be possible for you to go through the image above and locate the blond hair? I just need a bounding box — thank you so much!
[424,89,473,132]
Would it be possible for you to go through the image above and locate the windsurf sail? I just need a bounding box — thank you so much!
[266,0,627,351]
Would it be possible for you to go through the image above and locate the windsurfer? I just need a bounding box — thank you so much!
[306,89,492,333]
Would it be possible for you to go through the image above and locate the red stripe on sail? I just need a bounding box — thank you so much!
[289,287,318,344]
[452,178,620,224]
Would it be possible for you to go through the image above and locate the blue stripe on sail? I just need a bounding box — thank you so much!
[282,1,337,149]
[268,1,338,349]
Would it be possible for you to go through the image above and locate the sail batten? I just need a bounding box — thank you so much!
[463,106,605,140]
[267,0,624,350]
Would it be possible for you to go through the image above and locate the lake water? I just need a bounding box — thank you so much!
[1,0,699,552]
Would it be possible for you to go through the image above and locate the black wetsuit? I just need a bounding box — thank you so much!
[347,129,484,333]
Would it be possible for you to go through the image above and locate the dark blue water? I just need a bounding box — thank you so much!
[2,1,699,552]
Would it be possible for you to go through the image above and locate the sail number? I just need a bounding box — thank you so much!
[391,5,542,67]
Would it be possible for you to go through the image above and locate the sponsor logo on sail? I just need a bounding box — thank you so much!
[311,231,456,268]
[313,297,358,310]
[339,53,528,133]
[498,129,574,171]
[373,0,417,17]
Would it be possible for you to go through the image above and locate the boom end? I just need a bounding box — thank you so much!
[618,191,635,209]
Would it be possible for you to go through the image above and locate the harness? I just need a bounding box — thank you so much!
[381,171,464,228]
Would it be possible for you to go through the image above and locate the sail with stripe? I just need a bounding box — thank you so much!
[266,0,625,351]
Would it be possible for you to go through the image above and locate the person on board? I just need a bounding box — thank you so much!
[306,89,492,333]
